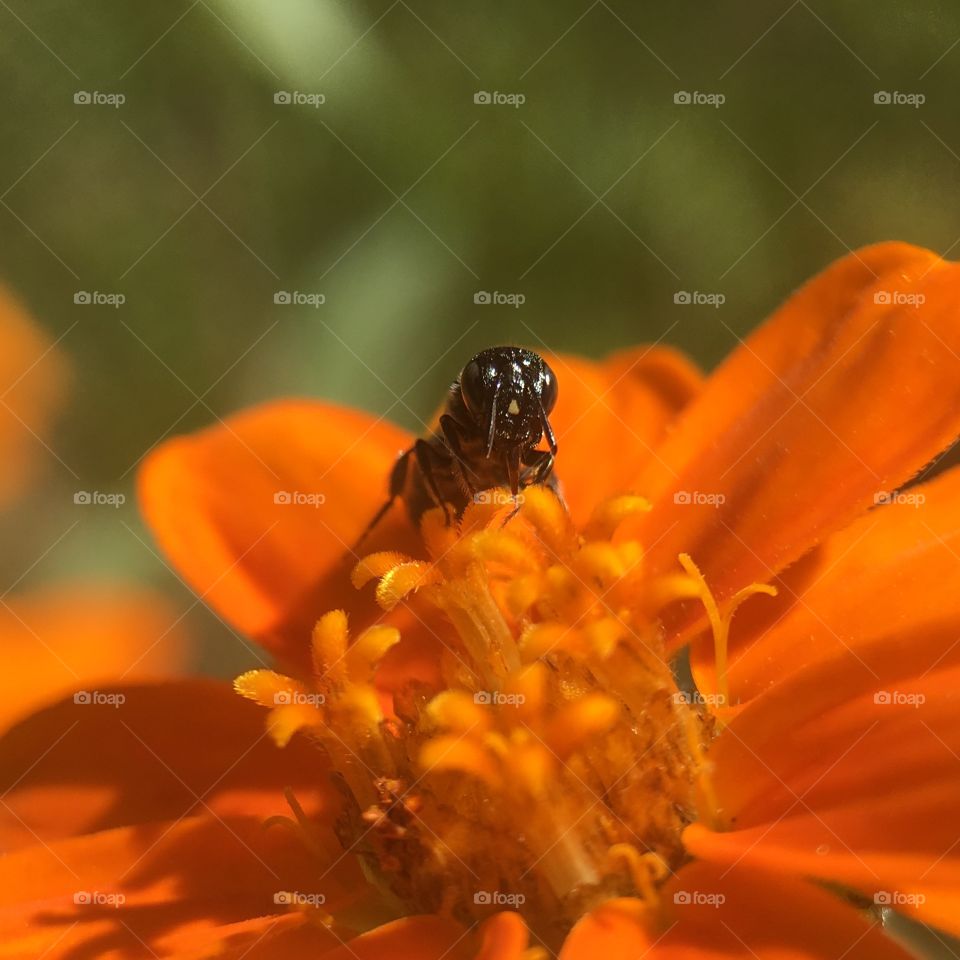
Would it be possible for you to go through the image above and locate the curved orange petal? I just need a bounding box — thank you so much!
[560,861,910,959]
[705,625,960,812]
[317,915,469,960]
[0,583,189,730]
[166,912,339,959]
[0,813,365,960]
[0,285,68,509]
[623,242,960,648]
[177,907,522,960]
[693,464,960,704]
[560,899,652,960]
[545,346,702,527]
[0,679,336,851]
[646,860,910,959]
[139,400,418,667]
[473,911,529,960]
[182,912,507,960]
[690,625,960,935]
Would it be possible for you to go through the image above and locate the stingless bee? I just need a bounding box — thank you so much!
[357,346,560,546]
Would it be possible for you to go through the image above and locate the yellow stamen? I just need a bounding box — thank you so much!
[234,669,308,708]
[544,694,619,758]
[312,609,348,685]
[346,625,401,682]
[584,494,651,540]
[425,690,492,733]
[606,845,668,907]
[420,736,500,785]
[678,552,777,710]
[235,486,776,948]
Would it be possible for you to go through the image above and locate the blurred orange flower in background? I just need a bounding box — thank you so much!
[0,288,188,763]
[0,286,68,510]
[2,242,960,958]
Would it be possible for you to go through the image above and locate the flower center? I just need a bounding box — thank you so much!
[235,487,773,947]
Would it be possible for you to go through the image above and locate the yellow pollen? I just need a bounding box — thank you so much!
[234,486,775,948]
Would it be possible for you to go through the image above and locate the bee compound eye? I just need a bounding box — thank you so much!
[539,361,558,413]
[459,359,486,416]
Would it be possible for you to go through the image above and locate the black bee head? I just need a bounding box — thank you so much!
[458,346,557,454]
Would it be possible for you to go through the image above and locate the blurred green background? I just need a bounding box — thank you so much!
[3,0,960,678]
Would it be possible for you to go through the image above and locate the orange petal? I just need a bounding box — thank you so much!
[0,813,364,960]
[560,899,652,960]
[544,346,703,527]
[705,627,960,813]
[693,464,960,704]
[626,243,960,647]
[139,400,418,666]
[373,606,448,700]
[691,625,960,936]
[0,583,188,730]
[165,912,339,959]
[198,913,482,960]
[643,860,910,959]
[318,915,469,960]
[0,679,337,851]
[473,911,529,960]
[0,285,69,508]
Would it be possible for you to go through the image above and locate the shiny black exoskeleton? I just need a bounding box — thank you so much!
[358,346,560,544]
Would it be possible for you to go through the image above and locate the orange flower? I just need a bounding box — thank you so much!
[4,241,960,958]
[0,583,191,732]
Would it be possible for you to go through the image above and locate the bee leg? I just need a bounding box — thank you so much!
[414,438,454,525]
[500,503,523,527]
[539,402,558,455]
[523,448,555,485]
[523,447,565,510]
[350,447,412,554]
[499,446,524,527]
[439,414,477,503]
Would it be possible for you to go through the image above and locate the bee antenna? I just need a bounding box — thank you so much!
[485,381,501,458]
